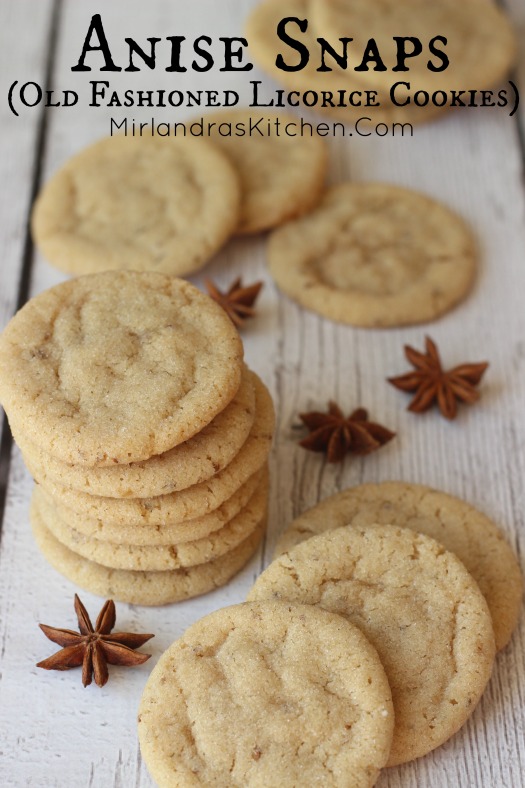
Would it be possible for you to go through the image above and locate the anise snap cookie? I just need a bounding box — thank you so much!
[249,524,496,765]
[268,182,476,326]
[0,272,243,466]
[32,134,240,276]
[138,601,394,787]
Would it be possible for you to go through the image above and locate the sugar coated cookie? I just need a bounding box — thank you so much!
[249,524,495,765]
[274,482,523,651]
[138,601,394,787]
[0,272,243,465]
[268,182,476,326]
[32,134,241,276]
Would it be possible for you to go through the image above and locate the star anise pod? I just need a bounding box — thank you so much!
[388,336,489,420]
[299,401,395,463]
[205,277,263,328]
[36,595,154,687]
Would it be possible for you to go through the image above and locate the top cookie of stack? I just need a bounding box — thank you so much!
[0,272,274,604]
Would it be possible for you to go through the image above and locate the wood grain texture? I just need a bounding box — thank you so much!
[0,1,524,786]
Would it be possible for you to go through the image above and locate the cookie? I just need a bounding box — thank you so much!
[31,498,265,606]
[34,472,268,571]
[312,0,516,95]
[26,373,274,526]
[268,182,476,327]
[249,524,496,765]
[274,482,523,651]
[246,0,441,126]
[39,468,265,547]
[138,601,394,787]
[203,110,327,234]
[31,134,241,276]
[14,366,256,499]
[0,272,243,466]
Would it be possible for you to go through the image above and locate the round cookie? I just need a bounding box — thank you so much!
[274,482,523,651]
[203,109,327,234]
[14,366,256,499]
[27,373,274,526]
[0,272,244,465]
[246,0,442,126]
[268,182,476,327]
[138,601,394,787]
[312,0,516,95]
[31,134,241,276]
[34,474,268,571]
[31,500,266,606]
[249,524,496,766]
[39,468,265,547]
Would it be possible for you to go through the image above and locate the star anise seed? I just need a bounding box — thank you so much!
[36,595,154,687]
[299,401,395,463]
[388,336,489,420]
[205,277,263,328]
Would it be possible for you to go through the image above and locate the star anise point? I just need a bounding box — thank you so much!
[299,402,395,463]
[205,277,264,328]
[389,337,489,419]
[37,596,154,688]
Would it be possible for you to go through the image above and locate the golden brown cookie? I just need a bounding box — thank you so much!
[249,524,496,765]
[268,182,476,326]
[138,601,394,787]
[274,482,523,651]
[0,272,244,465]
[32,134,241,276]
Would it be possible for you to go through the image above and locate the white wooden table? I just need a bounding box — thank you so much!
[1,1,524,786]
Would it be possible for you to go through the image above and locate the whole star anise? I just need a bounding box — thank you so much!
[299,401,395,463]
[205,277,263,328]
[388,336,489,420]
[36,595,154,687]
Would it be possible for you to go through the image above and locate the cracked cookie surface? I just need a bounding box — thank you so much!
[138,601,394,787]
[274,482,523,651]
[268,182,476,326]
[249,524,495,765]
[31,134,241,276]
[0,272,243,465]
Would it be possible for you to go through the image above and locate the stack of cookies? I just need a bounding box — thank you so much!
[0,271,274,605]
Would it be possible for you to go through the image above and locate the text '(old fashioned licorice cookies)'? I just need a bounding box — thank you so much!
[138,602,395,788]
[31,134,241,277]
[248,524,496,766]
[274,482,523,652]
[202,109,327,234]
[0,271,244,465]
[0,271,275,605]
[268,182,476,327]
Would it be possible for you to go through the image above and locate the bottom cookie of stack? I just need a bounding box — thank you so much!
[31,496,266,606]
